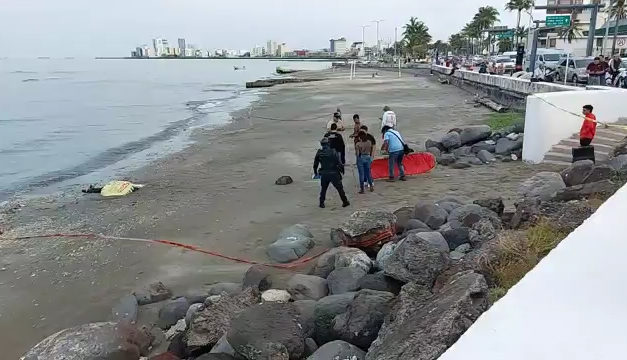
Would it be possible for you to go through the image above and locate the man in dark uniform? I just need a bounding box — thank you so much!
[313,138,350,209]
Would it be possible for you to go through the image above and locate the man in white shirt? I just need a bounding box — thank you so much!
[380,106,397,129]
[327,112,345,131]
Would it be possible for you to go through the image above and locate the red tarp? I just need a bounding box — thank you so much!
[370,152,436,180]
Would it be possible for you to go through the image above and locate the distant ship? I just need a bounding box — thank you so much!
[234,66,246,71]
[37,57,50,59]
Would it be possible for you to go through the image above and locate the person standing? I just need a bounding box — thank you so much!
[587,57,605,86]
[355,131,375,194]
[381,126,406,182]
[327,112,345,131]
[313,138,350,208]
[609,55,623,87]
[580,105,597,147]
[380,106,397,130]
[325,123,346,165]
[349,114,362,139]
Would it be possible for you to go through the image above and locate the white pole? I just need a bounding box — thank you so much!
[398,56,401,78]
[564,52,570,85]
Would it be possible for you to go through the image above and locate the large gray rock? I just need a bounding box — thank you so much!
[437,153,456,166]
[425,139,445,152]
[553,180,620,201]
[476,149,495,164]
[453,146,472,157]
[610,154,627,172]
[185,287,260,349]
[560,160,595,187]
[242,265,272,292]
[327,267,367,294]
[495,137,523,155]
[519,172,566,201]
[21,322,151,360]
[314,293,356,345]
[460,125,492,145]
[471,141,496,153]
[384,232,450,285]
[393,206,413,234]
[228,303,305,360]
[287,274,329,301]
[439,227,470,250]
[133,281,172,305]
[441,132,461,150]
[186,303,205,326]
[304,338,318,357]
[366,271,489,360]
[294,300,317,338]
[112,294,138,323]
[332,289,395,349]
[447,204,501,230]
[426,147,442,161]
[585,165,614,184]
[375,241,399,271]
[413,202,449,230]
[405,218,431,232]
[473,197,505,216]
[308,340,366,360]
[158,297,190,329]
[207,283,242,297]
[358,272,403,294]
[331,210,396,248]
[267,224,315,263]
[310,247,372,278]
[210,334,236,356]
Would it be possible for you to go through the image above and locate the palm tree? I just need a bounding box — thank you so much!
[559,11,582,43]
[516,26,528,45]
[403,17,432,59]
[499,37,514,52]
[449,33,466,54]
[609,0,627,55]
[505,0,535,44]
[463,22,482,55]
[474,6,500,54]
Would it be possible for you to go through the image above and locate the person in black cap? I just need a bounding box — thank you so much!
[313,137,350,208]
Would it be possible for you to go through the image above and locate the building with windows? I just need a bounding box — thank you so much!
[330,38,347,55]
[277,43,289,57]
[267,40,278,56]
[178,38,186,57]
[152,38,167,57]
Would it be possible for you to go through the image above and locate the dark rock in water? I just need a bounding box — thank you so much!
[413,201,448,230]
[426,147,442,160]
[206,283,242,297]
[439,227,470,250]
[112,294,138,323]
[476,149,496,164]
[519,172,566,201]
[452,146,472,157]
[585,165,614,184]
[242,265,272,292]
[495,137,523,155]
[393,206,414,234]
[134,281,172,305]
[460,125,492,145]
[384,232,450,284]
[275,176,294,185]
[310,247,372,278]
[437,153,456,166]
[228,303,305,360]
[21,322,151,360]
[287,274,328,301]
[308,340,366,360]
[304,338,318,357]
[333,289,395,349]
[158,298,190,329]
[471,141,496,153]
[473,197,505,216]
[185,287,260,349]
[441,132,461,150]
[331,210,397,249]
[405,218,431,232]
[450,162,471,169]
[358,272,403,294]
[293,300,317,338]
[553,180,619,201]
[327,267,367,295]
[366,271,489,360]
[267,224,315,263]
[560,160,594,187]
[314,293,356,345]
[425,139,445,152]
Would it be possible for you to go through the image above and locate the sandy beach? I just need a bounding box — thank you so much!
[0,67,558,358]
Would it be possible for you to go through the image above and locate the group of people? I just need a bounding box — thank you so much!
[313,106,407,208]
[586,54,623,87]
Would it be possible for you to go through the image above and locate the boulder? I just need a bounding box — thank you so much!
[275,176,294,185]
[452,146,472,157]
[450,162,471,169]
[158,298,190,329]
[332,289,395,349]
[165,319,187,341]
[553,180,620,201]
[469,157,485,166]
[437,153,456,166]
[441,132,461,150]
[449,251,466,261]
[471,141,496,154]
[405,218,431,232]
[287,274,328,301]
[185,287,260,349]
[383,232,450,285]
[304,338,318,357]
[425,139,445,152]
[447,204,501,230]
[375,241,399,271]
[426,147,442,160]
[585,164,614,184]
[314,293,356,345]
[358,272,403,295]
[210,334,235,355]
[434,200,462,213]
[454,243,471,253]
[439,227,470,250]
[519,172,566,201]
[560,160,595,186]
[310,247,372,278]
[495,137,523,155]
[307,340,366,360]
[185,303,204,326]
[293,300,317,338]
[21,322,151,360]
[476,149,496,164]
[393,206,413,234]
[331,210,396,249]
[133,281,172,305]
[267,224,315,263]
[242,265,272,292]
[609,154,627,172]
[261,289,291,303]
[473,197,505,216]
[327,267,367,294]
[112,294,138,323]
[460,125,492,145]
[366,271,489,360]
[227,303,305,360]
[413,202,448,230]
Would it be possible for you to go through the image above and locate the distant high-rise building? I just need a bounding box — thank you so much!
[277,43,289,57]
[178,38,186,57]
[330,38,347,55]
[152,38,170,57]
[267,40,278,56]
[251,45,264,57]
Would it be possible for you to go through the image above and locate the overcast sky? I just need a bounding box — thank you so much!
[0,0,541,57]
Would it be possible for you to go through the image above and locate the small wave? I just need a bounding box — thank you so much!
[44,77,62,81]
[11,70,37,74]
[50,70,78,74]
[22,78,40,82]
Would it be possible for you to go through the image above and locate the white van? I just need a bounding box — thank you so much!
[502,51,519,60]
[526,49,571,70]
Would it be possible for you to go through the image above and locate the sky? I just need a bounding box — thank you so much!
[0,0,540,57]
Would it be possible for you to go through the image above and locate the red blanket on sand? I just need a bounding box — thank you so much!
[370,152,436,179]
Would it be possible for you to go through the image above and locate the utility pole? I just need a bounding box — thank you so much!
[371,19,384,57]
[361,25,370,58]
[602,0,614,55]
[394,27,398,59]
[529,21,542,79]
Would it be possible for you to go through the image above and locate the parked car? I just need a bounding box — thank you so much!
[495,56,516,73]
[554,57,594,84]
[526,49,570,71]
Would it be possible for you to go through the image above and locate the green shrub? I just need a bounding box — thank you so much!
[485,112,524,130]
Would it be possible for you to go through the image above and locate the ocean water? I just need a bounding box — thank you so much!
[0,58,331,200]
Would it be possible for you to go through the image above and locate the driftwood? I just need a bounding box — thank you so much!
[474,97,507,113]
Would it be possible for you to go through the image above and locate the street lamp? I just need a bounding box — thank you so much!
[361,25,370,58]
[371,19,385,56]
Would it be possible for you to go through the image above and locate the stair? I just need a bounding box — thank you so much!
[542,126,627,166]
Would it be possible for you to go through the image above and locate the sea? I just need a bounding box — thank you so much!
[0,58,331,201]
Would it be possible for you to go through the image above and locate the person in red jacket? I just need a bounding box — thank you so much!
[580,105,597,146]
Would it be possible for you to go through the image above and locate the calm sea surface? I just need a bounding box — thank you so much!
[0,58,330,200]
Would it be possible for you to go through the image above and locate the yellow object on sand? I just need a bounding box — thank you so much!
[100,181,144,197]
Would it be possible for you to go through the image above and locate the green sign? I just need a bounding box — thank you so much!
[497,31,514,39]
[546,15,571,27]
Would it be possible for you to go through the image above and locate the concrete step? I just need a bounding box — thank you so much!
[595,129,627,141]
[543,159,572,167]
[562,137,617,148]
[545,150,609,162]
[551,144,610,156]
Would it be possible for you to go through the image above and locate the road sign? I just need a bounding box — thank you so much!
[497,31,514,39]
[546,15,571,27]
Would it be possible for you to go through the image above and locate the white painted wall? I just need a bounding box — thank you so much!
[439,183,627,360]
[522,88,627,163]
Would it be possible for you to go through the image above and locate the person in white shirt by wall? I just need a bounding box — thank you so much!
[380,106,397,130]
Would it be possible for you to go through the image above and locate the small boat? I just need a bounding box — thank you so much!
[234,66,246,71]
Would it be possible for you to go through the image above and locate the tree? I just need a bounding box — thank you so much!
[474,6,500,54]
[499,37,514,52]
[610,0,627,55]
[463,22,481,55]
[449,33,466,54]
[516,26,528,44]
[559,11,583,43]
[505,0,535,44]
[402,17,432,59]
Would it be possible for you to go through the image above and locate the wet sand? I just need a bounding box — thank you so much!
[0,67,559,358]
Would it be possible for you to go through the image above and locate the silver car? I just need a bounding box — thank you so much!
[554,57,594,84]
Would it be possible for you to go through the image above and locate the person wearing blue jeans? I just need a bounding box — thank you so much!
[381,126,406,182]
[355,131,375,193]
